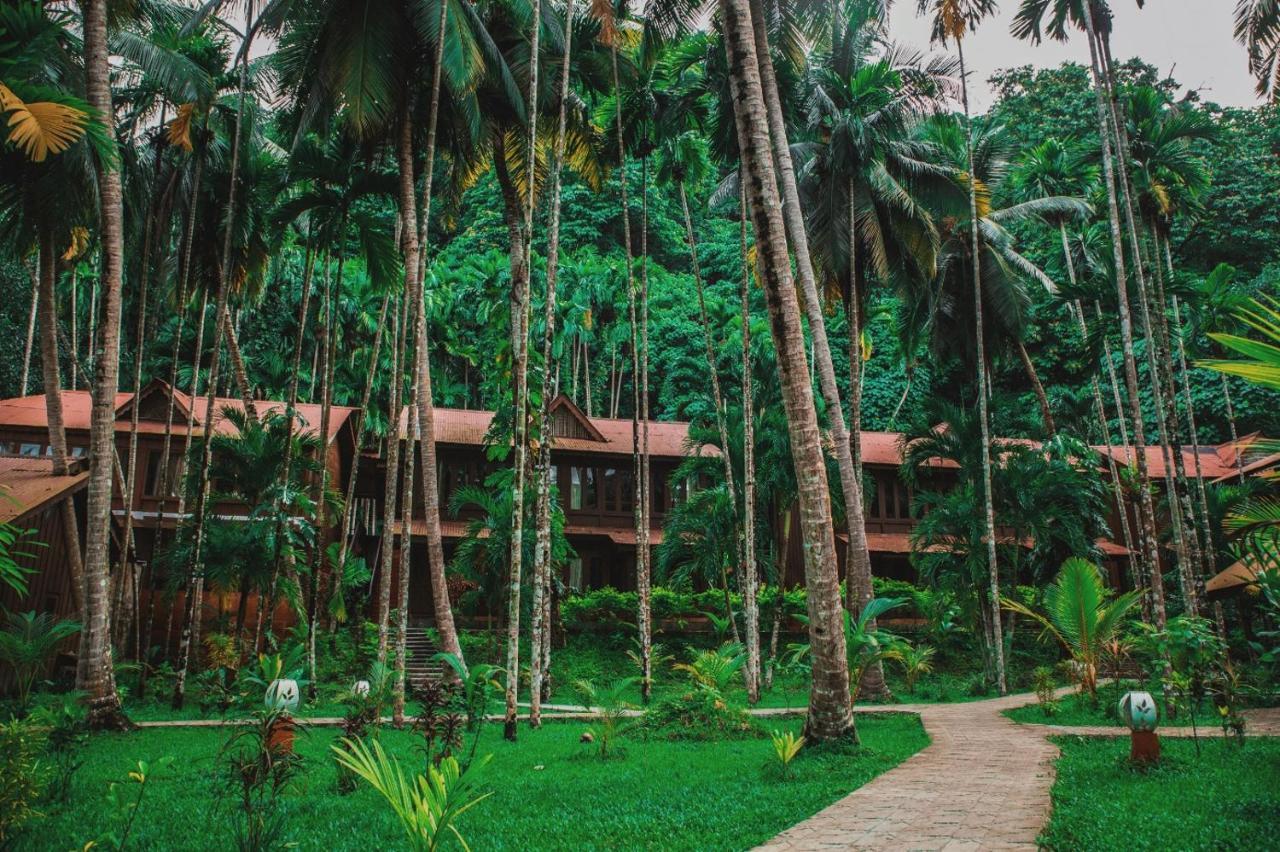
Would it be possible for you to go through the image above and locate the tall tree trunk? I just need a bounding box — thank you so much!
[745,0,882,699]
[637,150,654,705]
[956,39,1006,693]
[739,189,760,703]
[394,385,418,725]
[377,295,406,665]
[1082,3,1165,627]
[220,305,259,421]
[256,237,314,652]
[1016,341,1057,436]
[336,293,391,566]
[719,0,854,742]
[530,0,576,728]
[682,178,750,695]
[21,255,38,396]
[412,0,467,678]
[81,0,128,729]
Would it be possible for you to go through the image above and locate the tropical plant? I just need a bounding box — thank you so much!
[571,677,636,758]
[895,644,936,694]
[87,756,176,852]
[674,643,747,695]
[767,729,806,780]
[1032,665,1059,717]
[331,737,492,851]
[0,512,37,597]
[219,709,305,851]
[1002,557,1141,698]
[0,716,46,844]
[0,609,80,710]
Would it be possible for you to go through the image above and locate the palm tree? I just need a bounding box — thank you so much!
[717,0,855,742]
[914,0,1005,693]
[81,0,131,729]
[1235,0,1280,101]
[798,7,954,697]
[1012,0,1168,629]
[1002,557,1140,698]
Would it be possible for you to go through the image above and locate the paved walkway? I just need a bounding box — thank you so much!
[757,695,1280,852]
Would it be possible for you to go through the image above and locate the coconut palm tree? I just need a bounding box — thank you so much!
[1012,0,1169,629]
[913,0,1005,692]
[717,0,855,742]
[1002,557,1140,698]
[1235,0,1280,101]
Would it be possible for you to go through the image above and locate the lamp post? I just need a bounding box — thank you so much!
[1119,690,1160,763]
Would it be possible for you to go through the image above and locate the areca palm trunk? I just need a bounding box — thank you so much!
[606,30,651,708]
[411,0,465,677]
[21,255,37,396]
[954,37,1006,694]
[739,189,760,703]
[744,0,884,701]
[637,148,654,705]
[719,0,854,742]
[37,228,88,684]
[256,238,315,653]
[1081,1,1165,627]
[682,178,754,699]
[500,0,542,738]
[377,294,406,665]
[529,0,577,728]
[82,0,128,729]
[394,378,419,725]
[220,305,259,422]
[1016,341,1057,436]
[1060,224,1140,583]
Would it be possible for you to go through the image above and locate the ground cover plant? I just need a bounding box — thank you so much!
[8,714,928,851]
[1040,735,1280,851]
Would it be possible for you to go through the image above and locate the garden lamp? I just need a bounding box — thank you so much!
[1118,690,1160,763]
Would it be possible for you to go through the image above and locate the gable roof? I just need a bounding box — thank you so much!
[0,383,357,445]
[0,457,89,525]
[398,405,711,458]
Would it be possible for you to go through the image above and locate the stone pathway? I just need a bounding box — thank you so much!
[757,695,1280,852]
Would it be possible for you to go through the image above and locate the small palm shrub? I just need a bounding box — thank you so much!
[767,730,806,779]
[571,677,635,757]
[637,645,758,741]
[331,737,491,851]
[1032,666,1059,717]
[0,610,80,710]
[895,645,936,695]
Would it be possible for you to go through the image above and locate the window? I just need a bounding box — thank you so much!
[570,466,596,511]
[568,558,583,592]
[602,467,620,512]
[0,441,15,455]
[891,482,910,519]
[868,476,882,517]
[651,474,666,515]
[144,451,184,497]
[619,469,634,514]
[19,443,43,457]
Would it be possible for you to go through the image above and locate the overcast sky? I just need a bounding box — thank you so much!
[885,2,1262,111]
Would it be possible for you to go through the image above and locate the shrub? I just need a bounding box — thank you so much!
[1033,666,1059,717]
[0,610,81,711]
[636,689,759,740]
[0,716,47,843]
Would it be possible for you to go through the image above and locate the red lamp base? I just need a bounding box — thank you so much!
[1130,730,1160,764]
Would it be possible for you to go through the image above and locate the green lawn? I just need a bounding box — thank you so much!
[1040,735,1280,851]
[1005,688,1198,729]
[14,713,927,851]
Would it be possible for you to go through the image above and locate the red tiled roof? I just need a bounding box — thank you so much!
[0,385,356,445]
[1094,444,1238,481]
[400,406,710,459]
[0,457,89,524]
[393,517,663,545]
[836,531,916,553]
[1095,538,1130,557]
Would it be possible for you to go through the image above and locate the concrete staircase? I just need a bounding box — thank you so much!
[403,624,445,688]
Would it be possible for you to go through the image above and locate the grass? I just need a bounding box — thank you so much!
[1005,684,1204,729]
[1040,735,1280,851]
[13,713,927,851]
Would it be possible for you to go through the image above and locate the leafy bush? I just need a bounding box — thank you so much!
[0,716,47,843]
[561,585,811,632]
[0,610,81,710]
[636,689,760,740]
[1033,666,1059,717]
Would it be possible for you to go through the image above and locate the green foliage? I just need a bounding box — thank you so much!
[767,729,806,780]
[331,738,491,852]
[0,609,80,710]
[0,715,46,844]
[1032,666,1059,717]
[13,716,929,850]
[86,756,176,851]
[1002,558,1140,697]
[895,645,936,695]
[570,677,636,758]
[1041,736,1280,851]
[0,516,37,596]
